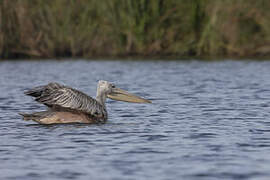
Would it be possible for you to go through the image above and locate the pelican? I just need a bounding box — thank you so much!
[19,80,151,124]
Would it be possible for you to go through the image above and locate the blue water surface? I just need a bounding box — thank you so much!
[1,60,270,180]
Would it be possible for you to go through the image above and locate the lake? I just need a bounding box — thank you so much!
[1,60,270,180]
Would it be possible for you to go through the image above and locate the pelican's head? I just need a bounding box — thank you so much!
[97,80,151,103]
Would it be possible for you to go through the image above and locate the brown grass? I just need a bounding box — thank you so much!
[1,0,270,59]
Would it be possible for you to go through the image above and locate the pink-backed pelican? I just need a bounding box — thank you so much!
[20,80,151,124]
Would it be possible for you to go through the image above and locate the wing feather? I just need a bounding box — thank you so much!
[25,82,107,118]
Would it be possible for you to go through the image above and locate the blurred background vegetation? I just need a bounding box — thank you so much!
[1,0,270,59]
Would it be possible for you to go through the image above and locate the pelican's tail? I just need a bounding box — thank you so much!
[19,111,53,123]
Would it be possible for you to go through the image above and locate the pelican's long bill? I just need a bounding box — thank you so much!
[107,88,151,103]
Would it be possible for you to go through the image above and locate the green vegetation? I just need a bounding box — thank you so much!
[1,0,270,59]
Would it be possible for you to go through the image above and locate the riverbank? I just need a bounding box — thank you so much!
[1,0,270,59]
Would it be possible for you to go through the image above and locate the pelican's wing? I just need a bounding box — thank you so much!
[25,82,106,118]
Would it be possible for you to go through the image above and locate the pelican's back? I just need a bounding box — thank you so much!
[20,82,107,124]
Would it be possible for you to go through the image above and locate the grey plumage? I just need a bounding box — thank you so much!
[24,82,107,122]
[20,80,151,124]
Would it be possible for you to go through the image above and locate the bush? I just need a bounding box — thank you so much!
[1,0,270,59]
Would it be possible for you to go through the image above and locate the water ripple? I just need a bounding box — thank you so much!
[1,60,270,180]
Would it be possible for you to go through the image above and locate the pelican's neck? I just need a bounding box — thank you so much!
[96,91,107,107]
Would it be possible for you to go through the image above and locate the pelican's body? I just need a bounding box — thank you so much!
[20,80,151,124]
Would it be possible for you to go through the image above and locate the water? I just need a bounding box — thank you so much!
[1,60,270,180]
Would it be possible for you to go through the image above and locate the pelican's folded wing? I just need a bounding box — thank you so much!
[25,82,107,118]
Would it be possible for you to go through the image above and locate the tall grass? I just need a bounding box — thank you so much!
[1,0,270,59]
[198,0,270,57]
